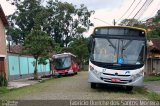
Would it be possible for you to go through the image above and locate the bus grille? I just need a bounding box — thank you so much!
[103,73,131,77]
[100,77,132,84]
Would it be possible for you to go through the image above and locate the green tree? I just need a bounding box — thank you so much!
[147,30,160,39]
[147,11,160,38]
[6,0,47,44]
[23,30,54,79]
[6,0,94,46]
[38,57,48,66]
[44,0,94,46]
[154,10,160,23]
[0,72,8,86]
[68,37,89,69]
[38,57,48,73]
[119,19,146,28]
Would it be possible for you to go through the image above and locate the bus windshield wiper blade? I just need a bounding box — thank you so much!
[122,40,132,50]
[106,38,116,50]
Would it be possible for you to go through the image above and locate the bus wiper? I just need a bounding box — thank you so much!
[122,40,132,50]
[106,39,116,50]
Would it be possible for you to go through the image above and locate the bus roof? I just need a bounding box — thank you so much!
[52,52,76,59]
[93,26,146,33]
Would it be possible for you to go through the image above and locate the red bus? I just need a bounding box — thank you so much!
[52,53,79,76]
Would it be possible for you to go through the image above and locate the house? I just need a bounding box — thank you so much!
[146,39,160,75]
[145,18,155,32]
[0,5,8,79]
[146,18,154,25]
[8,45,22,54]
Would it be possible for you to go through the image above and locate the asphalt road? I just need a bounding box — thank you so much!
[5,71,146,100]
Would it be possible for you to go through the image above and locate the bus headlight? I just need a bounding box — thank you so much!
[68,69,73,73]
[131,70,144,81]
[89,65,102,76]
[90,65,94,71]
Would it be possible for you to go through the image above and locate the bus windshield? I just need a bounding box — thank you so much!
[54,57,71,70]
[91,38,145,65]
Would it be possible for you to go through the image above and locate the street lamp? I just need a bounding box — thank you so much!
[94,18,112,26]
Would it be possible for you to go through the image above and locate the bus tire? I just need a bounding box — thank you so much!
[57,75,61,78]
[65,73,68,76]
[91,83,97,89]
[75,72,78,75]
[126,86,133,91]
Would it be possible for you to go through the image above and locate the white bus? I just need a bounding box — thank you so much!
[88,26,147,91]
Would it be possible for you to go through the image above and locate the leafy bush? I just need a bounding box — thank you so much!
[0,73,8,86]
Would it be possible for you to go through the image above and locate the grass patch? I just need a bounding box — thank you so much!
[134,86,160,100]
[0,87,9,94]
[0,76,69,100]
[134,87,148,94]
[144,76,160,82]
[147,92,160,100]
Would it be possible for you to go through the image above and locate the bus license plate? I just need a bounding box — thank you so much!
[111,78,120,82]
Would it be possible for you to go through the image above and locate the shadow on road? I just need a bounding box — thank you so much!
[92,84,134,94]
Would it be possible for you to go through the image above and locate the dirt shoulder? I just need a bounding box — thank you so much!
[144,81,160,93]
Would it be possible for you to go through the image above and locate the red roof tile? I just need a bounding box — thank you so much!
[8,45,22,54]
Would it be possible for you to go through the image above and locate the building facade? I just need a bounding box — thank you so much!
[0,5,8,79]
[146,39,160,75]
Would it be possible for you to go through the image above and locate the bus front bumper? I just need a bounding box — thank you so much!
[54,70,74,76]
[88,71,144,86]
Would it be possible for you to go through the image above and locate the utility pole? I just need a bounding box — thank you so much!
[113,19,116,26]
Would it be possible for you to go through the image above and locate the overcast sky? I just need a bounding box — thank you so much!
[1,0,160,37]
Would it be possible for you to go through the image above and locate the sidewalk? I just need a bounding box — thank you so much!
[7,77,49,89]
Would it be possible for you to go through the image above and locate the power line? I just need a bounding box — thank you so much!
[117,0,136,23]
[136,0,154,20]
[133,0,152,19]
[94,18,112,26]
[127,0,154,26]
[149,0,160,17]
[125,0,142,19]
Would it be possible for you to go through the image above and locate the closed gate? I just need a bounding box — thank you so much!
[0,57,5,74]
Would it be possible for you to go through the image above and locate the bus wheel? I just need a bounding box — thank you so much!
[126,86,133,91]
[75,72,78,75]
[91,83,97,89]
[57,75,61,78]
[65,73,68,76]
